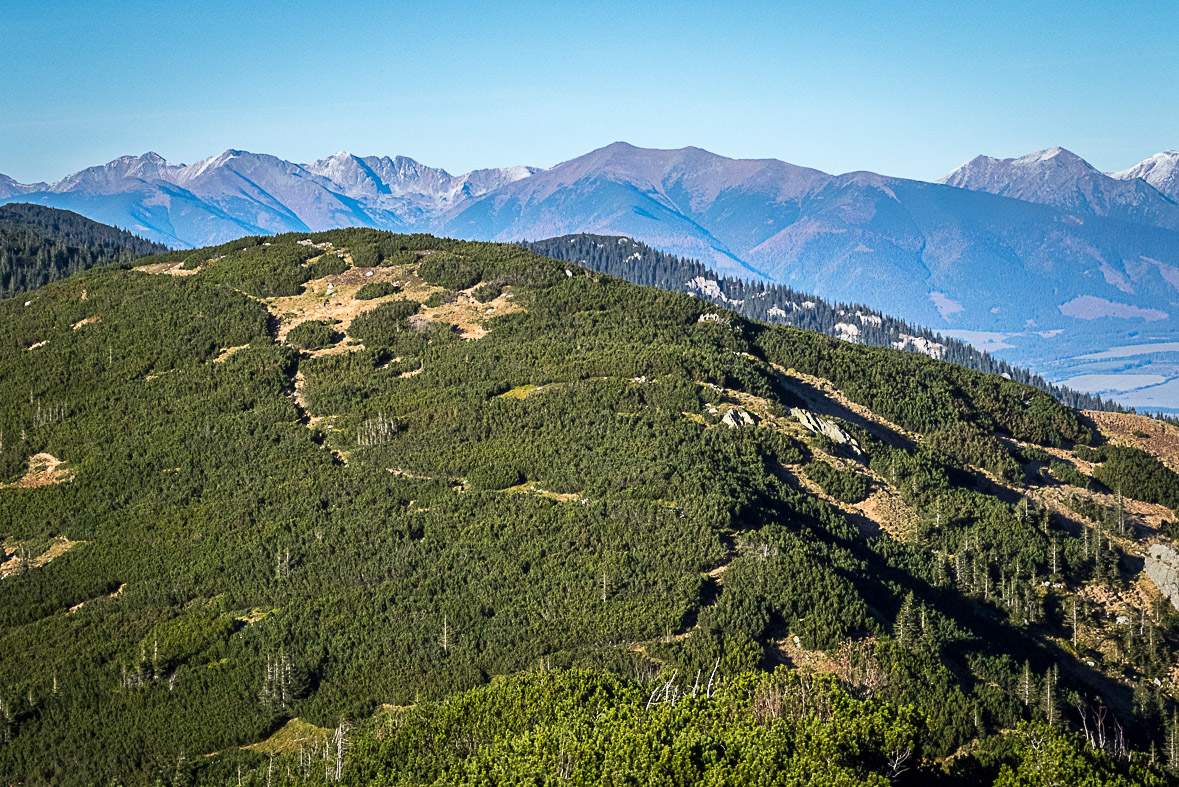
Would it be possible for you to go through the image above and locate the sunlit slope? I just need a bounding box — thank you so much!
[0,230,1176,785]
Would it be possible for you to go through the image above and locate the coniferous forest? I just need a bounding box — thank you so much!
[2,229,1179,785]
[0,203,166,298]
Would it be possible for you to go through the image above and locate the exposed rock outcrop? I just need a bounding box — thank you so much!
[790,408,862,457]
[721,408,757,428]
[1146,544,1179,611]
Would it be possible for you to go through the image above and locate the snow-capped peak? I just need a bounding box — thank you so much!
[936,145,1179,228]
[173,149,269,184]
[940,147,1096,188]
[1017,146,1086,166]
[1108,151,1179,200]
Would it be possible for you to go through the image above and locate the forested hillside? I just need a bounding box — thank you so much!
[524,234,1116,413]
[0,203,165,298]
[2,230,1178,785]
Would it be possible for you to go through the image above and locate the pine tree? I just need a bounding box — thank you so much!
[895,592,919,649]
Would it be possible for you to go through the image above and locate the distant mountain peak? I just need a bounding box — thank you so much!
[1018,146,1087,166]
[1109,150,1179,200]
[942,147,1095,185]
[939,146,1179,227]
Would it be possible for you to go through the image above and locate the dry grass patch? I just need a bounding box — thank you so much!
[499,383,562,399]
[1,537,80,578]
[387,468,443,482]
[857,490,917,541]
[72,315,100,330]
[411,288,521,341]
[770,633,838,672]
[305,342,363,359]
[292,370,309,409]
[1029,483,1174,539]
[1084,410,1179,472]
[503,483,582,502]
[135,261,198,276]
[780,460,905,540]
[4,453,74,489]
[212,344,251,363]
[67,582,121,615]
[235,608,270,626]
[265,264,420,342]
[243,718,332,755]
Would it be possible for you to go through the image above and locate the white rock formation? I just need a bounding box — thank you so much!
[1145,543,1179,611]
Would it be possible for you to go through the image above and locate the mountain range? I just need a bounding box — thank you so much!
[4,143,1179,410]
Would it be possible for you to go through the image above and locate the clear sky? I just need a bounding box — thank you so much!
[2,0,1176,183]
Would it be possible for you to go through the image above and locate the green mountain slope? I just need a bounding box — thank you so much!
[1,230,1176,785]
[0,203,166,299]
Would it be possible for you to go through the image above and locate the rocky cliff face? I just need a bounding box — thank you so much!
[1146,544,1179,611]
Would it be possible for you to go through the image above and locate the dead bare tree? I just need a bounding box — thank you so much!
[328,721,350,782]
[275,549,291,581]
[706,658,720,699]
[1042,666,1058,726]
[0,696,12,743]
[1168,710,1179,767]
[1020,662,1033,708]
[356,413,398,447]
[886,746,912,779]
[1076,696,1091,747]
[259,650,296,711]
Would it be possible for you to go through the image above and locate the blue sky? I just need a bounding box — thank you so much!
[2,0,1176,182]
